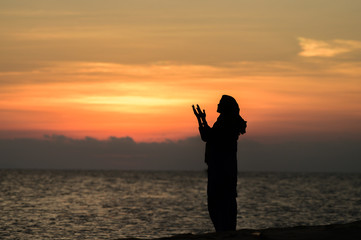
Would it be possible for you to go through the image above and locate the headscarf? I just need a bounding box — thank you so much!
[219,95,247,135]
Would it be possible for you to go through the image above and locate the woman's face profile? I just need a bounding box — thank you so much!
[217,99,224,113]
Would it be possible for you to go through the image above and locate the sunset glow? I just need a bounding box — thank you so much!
[1,1,361,142]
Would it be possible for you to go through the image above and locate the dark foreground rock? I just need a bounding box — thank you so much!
[118,220,361,240]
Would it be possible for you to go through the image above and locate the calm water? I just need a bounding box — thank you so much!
[1,170,361,239]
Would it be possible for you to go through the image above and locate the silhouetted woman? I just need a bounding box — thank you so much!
[192,95,247,232]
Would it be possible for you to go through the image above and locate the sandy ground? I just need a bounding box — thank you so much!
[119,220,361,240]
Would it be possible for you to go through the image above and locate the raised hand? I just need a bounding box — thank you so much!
[192,105,199,117]
[192,104,207,127]
[196,104,206,120]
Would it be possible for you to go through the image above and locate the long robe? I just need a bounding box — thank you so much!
[199,114,239,231]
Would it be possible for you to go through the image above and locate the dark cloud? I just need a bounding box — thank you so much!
[238,138,361,172]
[0,135,360,172]
[0,135,204,170]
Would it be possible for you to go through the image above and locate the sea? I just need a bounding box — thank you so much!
[1,170,361,239]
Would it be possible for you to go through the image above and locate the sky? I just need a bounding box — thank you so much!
[1,0,361,171]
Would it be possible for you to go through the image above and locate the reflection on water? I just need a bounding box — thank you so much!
[0,170,360,239]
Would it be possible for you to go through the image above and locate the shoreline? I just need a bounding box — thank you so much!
[118,220,361,240]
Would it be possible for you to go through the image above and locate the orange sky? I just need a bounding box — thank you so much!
[1,1,361,142]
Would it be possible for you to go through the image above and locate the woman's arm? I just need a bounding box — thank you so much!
[192,104,211,141]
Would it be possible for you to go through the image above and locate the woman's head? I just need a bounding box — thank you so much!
[217,95,240,115]
[217,95,247,135]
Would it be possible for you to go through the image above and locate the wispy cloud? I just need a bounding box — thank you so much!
[0,10,82,17]
[6,27,121,40]
[1,61,361,141]
[298,37,361,57]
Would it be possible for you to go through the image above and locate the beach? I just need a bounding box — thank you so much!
[119,221,361,240]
